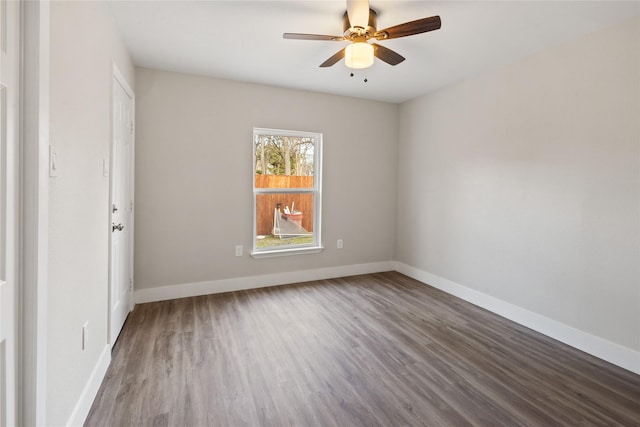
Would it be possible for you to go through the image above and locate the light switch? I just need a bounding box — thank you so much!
[49,145,58,177]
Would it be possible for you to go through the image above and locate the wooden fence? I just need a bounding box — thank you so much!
[255,175,314,235]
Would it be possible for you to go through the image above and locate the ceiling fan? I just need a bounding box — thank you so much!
[283,0,441,69]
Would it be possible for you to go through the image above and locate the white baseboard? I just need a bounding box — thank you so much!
[66,260,637,427]
[134,261,394,304]
[135,259,639,375]
[394,261,640,375]
[66,344,111,427]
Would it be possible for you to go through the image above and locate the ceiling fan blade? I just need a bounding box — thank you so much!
[346,0,370,28]
[372,43,405,66]
[375,15,441,40]
[319,48,346,67]
[283,33,345,41]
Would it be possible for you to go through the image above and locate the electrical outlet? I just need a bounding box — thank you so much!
[235,245,243,257]
[337,239,343,249]
[82,321,89,350]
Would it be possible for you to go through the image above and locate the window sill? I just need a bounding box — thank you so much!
[251,245,324,259]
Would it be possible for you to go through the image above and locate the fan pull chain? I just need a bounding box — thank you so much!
[349,71,368,83]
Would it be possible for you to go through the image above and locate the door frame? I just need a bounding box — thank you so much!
[21,1,50,425]
[1,0,22,423]
[108,64,135,346]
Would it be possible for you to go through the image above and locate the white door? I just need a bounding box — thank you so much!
[0,0,20,424]
[110,72,134,346]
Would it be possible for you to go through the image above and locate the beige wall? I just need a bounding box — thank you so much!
[134,68,398,290]
[48,2,134,424]
[397,17,640,352]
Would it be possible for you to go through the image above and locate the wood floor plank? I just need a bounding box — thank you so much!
[85,272,640,426]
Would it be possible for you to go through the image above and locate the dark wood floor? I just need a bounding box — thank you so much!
[85,272,640,426]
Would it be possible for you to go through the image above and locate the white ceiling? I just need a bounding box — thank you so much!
[107,1,640,104]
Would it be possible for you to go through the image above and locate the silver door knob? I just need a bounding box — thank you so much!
[112,223,124,232]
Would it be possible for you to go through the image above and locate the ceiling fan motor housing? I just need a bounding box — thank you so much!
[343,9,377,39]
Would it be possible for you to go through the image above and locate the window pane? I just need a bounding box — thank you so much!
[254,134,314,188]
[252,127,322,256]
[255,192,314,249]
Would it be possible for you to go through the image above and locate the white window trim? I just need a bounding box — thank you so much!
[251,127,323,258]
[250,246,323,259]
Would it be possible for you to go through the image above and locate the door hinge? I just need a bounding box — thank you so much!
[129,121,134,134]
[128,278,133,292]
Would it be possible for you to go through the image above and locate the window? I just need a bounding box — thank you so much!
[252,128,322,258]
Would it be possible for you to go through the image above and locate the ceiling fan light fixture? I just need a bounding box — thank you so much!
[283,0,441,70]
[345,42,374,69]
